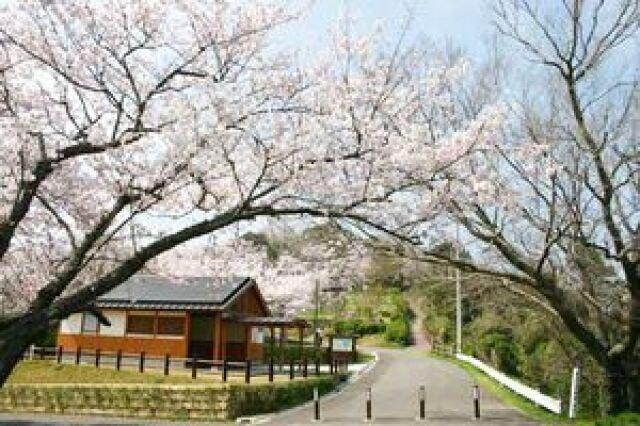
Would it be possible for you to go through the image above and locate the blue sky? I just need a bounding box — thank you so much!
[281,0,493,58]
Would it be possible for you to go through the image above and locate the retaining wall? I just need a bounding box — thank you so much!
[0,376,338,421]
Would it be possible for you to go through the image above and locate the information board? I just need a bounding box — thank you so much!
[332,337,353,352]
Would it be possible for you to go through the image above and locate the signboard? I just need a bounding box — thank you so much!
[332,337,353,352]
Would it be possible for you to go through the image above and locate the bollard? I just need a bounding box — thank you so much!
[164,354,170,376]
[289,359,295,380]
[95,348,100,368]
[365,387,372,421]
[303,357,308,378]
[222,359,228,382]
[315,357,320,376]
[192,357,197,379]
[329,357,334,374]
[116,349,122,371]
[75,346,81,365]
[268,358,274,382]
[139,351,145,373]
[419,385,426,420]
[245,360,251,384]
[57,346,63,364]
[473,384,480,419]
[334,359,339,375]
[313,387,320,421]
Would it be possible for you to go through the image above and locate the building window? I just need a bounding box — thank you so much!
[126,314,155,335]
[81,312,99,334]
[157,316,185,336]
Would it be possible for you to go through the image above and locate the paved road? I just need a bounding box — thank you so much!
[263,348,539,425]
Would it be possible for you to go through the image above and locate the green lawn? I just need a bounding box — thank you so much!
[8,360,292,386]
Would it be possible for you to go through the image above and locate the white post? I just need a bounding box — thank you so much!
[569,366,580,419]
[29,344,35,360]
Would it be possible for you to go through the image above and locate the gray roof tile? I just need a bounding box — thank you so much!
[95,275,250,309]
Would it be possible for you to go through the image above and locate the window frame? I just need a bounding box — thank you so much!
[125,311,156,336]
[156,315,186,337]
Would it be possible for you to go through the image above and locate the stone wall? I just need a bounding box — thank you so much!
[0,376,338,421]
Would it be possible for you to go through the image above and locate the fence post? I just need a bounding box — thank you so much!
[222,359,228,382]
[95,349,100,368]
[75,346,81,365]
[473,384,480,419]
[57,346,63,364]
[334,359,338,375]
[164,354,170,376]
[314,387,320,421]
[365,387,372,421]
[39,346,44,360]
[289,359,294,380]
[192,357,197,380]
[116,349,122,371]
[569,366,580,419]
[315,357,320,376]
[419,385,426,420]
[329,357,334,375]
[29,344,35,360]
[139,351,145,373]
[245,360,251,384]
[303,357,308,378]
[268,358,274,382]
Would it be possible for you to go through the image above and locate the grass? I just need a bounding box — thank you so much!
[8,360,298,386]
[428,352,596,425]
[358,332,406,348]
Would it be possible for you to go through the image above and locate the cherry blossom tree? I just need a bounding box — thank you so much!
[386,0,640,413]
[0,1,501,386]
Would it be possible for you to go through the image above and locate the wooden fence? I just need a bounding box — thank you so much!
[25,345,349,384]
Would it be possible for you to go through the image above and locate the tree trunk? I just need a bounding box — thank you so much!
[0,311,49,386]
[605,359,640,414]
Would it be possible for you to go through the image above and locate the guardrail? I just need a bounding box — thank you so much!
[456,353,562,414]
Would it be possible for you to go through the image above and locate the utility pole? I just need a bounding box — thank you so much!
[455,226,462,354]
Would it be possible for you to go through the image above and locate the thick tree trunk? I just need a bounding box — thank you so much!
[605,359,640,414]
[0,311,49,386]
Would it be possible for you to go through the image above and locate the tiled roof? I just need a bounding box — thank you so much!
[95,275,251,310]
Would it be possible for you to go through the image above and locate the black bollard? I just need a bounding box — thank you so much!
[75,346,82,365]
[192,357,197,379]
[473,384,480,419]
[366,387,372,421]
[139,351,145,373]
[222,359,228,382]
[314,387,320,421]
[419,385,426,420]
[315,357,320,376]
[303,357,308,378]
[57,346,63,364]
[116,349,122,371]
[95,348,100,368]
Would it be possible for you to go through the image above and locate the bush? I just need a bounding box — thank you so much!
[384,317,410,345]
[334,319,385,336]
[596,413,640,425]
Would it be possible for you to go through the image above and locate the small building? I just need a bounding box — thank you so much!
[57,275,306,361]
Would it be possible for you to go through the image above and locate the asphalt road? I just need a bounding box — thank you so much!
[263,348,539,425]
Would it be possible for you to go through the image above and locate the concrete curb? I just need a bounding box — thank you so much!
[236,351,380,424]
